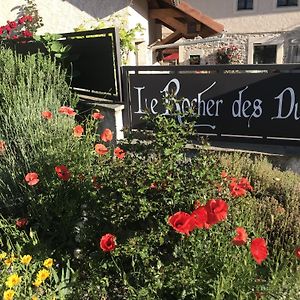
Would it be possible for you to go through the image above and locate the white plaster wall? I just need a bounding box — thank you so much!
[0,0,152,64]
[0,0,141,34]
[186,0,300,33]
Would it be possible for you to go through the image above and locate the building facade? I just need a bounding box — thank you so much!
[180,0,300,65]
[0,0,224,65]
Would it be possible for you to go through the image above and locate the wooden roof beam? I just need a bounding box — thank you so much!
[155,30,182,45]
[149,8,185,19]
[156,16,187,34]
[175,2,224,33]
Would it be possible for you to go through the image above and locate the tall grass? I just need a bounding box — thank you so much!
[0,47,78,212]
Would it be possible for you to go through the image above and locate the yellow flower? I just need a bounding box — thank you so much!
[32,279,42,287]
[3,289,15,300]
[4,258,13,267]
[0,252,7,259]
[21,254,32,265]
[36,269,50,282]
[43,258,53,269]
[5,274,21,288]
[32,296,38,300]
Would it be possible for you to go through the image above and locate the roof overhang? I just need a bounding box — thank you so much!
[147,0,224,45]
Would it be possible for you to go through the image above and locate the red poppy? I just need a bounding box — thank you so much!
[221,170,228,179]
[41,111,53,120]
[0,140,6,154]
[73,125,84,137]
[55,165,71,181]
[92,112,104,120]
[205,199,228,226]
[194,200,201,209]
[230,184,246,198]
[295,247,300,259]
[100,233,116,252]
[114,147,125,159]
[16,218,28,229]
[191,206,209,229]
[232,227,248,246]
[238,177,253,191]
[92,176,102,190]
[216,183,222,193]
[250,238,268,265]
[100,128,113,142]
[25,172,39,186]
[149,182,157,189]
[95,144,108,155]
[168,211,195,235]
[58,106,76,116]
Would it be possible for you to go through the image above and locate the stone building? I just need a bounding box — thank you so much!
[179,0,300,65]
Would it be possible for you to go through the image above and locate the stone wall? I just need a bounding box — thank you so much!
[180,30,299,65]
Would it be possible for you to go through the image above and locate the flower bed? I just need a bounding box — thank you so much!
[0,47,300,299]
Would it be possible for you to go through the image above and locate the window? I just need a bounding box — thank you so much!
[287,40,300,63]
[277,0,298,7]
[237,0,253,10]
[189,55,200,65]
[253,45,277,64]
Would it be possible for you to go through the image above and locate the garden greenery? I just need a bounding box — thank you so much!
[0,47,299,299]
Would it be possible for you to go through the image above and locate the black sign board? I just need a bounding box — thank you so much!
[123,65,300,144]
[2,28,122,102]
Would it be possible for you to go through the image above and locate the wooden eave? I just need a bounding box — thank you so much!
[147,0,224,45]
